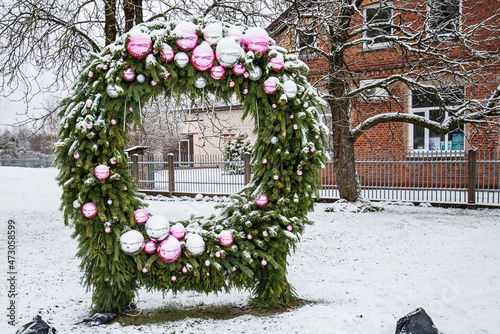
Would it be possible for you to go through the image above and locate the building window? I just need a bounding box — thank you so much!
[297,23,316,59]
[410,87,465,151]
[363,3,393,48]
[428,0,461,34]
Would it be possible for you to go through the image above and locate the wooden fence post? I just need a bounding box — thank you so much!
[467,149,477,209]
[168,153,175,194]
[132,154,139,187]
[244,152,252,185]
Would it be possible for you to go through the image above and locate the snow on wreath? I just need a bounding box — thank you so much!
[54,17,329,314]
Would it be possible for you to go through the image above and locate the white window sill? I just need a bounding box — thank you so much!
[407,150,466,158]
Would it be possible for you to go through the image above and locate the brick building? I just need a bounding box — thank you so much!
[267,0,500,155]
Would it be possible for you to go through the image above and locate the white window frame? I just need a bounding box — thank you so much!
[426,0,462,36]
[409,89,465,154]
[363,2,393,50]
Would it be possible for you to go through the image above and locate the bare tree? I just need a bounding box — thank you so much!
[0,0,287,125]
[269,0,500,201]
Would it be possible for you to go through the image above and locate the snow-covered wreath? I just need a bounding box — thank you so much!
[54,18,329,314]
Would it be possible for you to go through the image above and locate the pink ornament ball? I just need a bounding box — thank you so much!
[262,158,268,164]
[94,164,110,180]
[86,123,93,130]
[110,158,117,165]
[243,88,249,95]
[232,62,246,76]
[315,134,320,139]
[151,80,157,86]
[170,223,186,240]
[124,186,128,191]
[174,22,198,52]
[269,56,285,71]
[163,71,170,79]
[82,202,97,219]
[133,209,149,225]
[254,193,269,208]
[215,251,221,258]
[210,65,225,80]
[310,147,316,153]
[129,106,134,113]
[110,119,117,125]
[243,27,269,54]
[160,44,175,62]
[119,58,124,63]
[232,266,237,272]
[292,73,297,78]
[86,100,92,108]
[247,234,253,240]
[261,259,267,266]
[272,104,277,109]
[127,33,153,59]
[104,226,111,233]
[297,170,303,176]
[157,236,182,263]
[243,71,250,78]
[293,124,299,130]
[171,275,177,282]
[273,174,279,181]
[286,224,293,231]
[290,114,295,119]
[263,78,278,95]
[88,71,94,78]
[262,230,268,237]
[219,230,234,247]
[182,266,188,274]
[142,267,148,273]
[143,239,157,254]
[229,81,235,88]
[73,153,80,159]
[123,68,136,82]
[191,42,215,71]
[102,64,108,70]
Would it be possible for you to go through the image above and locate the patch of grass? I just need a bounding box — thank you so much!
[115,299,310,326]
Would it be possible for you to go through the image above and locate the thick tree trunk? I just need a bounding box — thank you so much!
[329,98,361,202]
[104,0,117,45]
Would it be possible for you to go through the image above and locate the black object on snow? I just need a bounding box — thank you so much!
[15,315,57,334]
[82,313,121,326]
[395,307,439,334]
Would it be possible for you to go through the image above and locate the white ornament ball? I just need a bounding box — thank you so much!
[120,230,145,255]
[174,52,190,68]
[157,236,182,263]
[271,136,279,145]
[216,37,243,67]
[145,215,170,241]
[283,80,298,98]
[248,65,262,81]
[136,74,146,83]
[203,22,223,45]
[185,233,205,256]
[194,76,207,89]
[73,200,81,209]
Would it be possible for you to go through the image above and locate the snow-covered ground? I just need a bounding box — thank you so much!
[1,167,499,334]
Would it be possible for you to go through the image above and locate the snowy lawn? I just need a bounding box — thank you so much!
[1,167,499,333]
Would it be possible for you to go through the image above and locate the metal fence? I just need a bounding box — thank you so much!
[0,155,54,168]
[129,150,500,206]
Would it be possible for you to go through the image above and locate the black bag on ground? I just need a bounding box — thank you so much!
[395,307,439,334]
[15,315,57,334]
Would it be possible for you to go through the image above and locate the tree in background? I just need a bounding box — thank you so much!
[269,0,500,201]
[223,134,253,174]
[0,0,287,111]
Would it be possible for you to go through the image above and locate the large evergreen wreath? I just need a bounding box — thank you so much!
[54,18,329,314]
